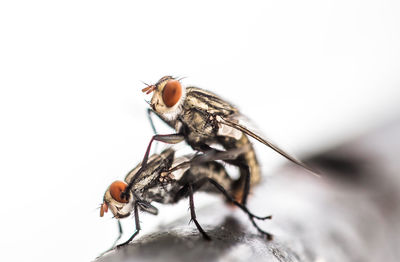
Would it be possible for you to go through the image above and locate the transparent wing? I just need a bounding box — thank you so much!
[218,115,319,177]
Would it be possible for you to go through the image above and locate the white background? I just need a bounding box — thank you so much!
[0,1,399,261]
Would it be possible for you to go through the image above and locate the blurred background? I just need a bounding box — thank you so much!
[0,1,399,261]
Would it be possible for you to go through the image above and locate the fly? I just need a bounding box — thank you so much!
[99,147,272,255]
[122,76,317,207]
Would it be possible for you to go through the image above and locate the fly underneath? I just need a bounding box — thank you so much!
[99,147,272,256]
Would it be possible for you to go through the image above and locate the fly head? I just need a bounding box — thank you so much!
[142,76,185,119]
[100,180,134,219]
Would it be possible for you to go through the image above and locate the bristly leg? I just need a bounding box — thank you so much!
[146,108,159,152]
[146,108,159,135]
[191,142,252,206]
[207,178,273,240]
[249,216,273,240]
[116,202,141,248]
[141,134,185,169]
[97,220,124,258]
[188,184,211,240]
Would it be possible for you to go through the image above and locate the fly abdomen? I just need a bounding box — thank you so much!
[240,134,261,186]
[217,133,261,203]
[176,161,234,197]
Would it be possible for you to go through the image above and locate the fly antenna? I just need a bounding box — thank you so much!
[142,85,156,94]
[141,80,156,94]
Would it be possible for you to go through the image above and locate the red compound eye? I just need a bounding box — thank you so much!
[109,181,129,203]
[162,80,182,107]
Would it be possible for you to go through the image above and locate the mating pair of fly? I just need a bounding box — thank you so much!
[99,76,316,251]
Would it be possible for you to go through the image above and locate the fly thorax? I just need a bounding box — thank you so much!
[142,183,176,204]
[180,109,217,139]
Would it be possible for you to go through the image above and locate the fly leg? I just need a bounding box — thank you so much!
[121,133,185,200]
[97,220,124,257]
[142,134,185,166]
[206,178,273,240]
[146,108,164,152]
[116,202,141,248]
[146,108,158,135]
[176,175,271,240]
[192,142,251,206]
[188,184,211,240]
[187,177,272,240]
[146,108,177,131]
[112,220,123,248]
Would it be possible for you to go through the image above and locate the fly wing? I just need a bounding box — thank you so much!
[191,144,251,164]
[168,145,251,173]
[216,113,257,140]
[167,155,192,180]
[124,154,159,186]
[137,200,159,215]
[217,116,319,176]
